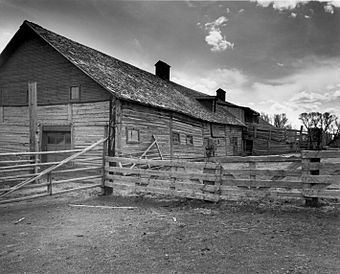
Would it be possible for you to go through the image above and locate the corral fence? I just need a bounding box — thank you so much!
[0,137,107,204]
[105,150,340,205]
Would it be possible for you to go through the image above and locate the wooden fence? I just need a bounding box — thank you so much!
[105,150,340,204]
[0,137,107,204]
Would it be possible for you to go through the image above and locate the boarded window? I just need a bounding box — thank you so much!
[186,135,193,145]
[126,128,140,143]
[70,86,80,101]
[172,132,180,145]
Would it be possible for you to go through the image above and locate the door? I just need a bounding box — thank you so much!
[42,126,71,163]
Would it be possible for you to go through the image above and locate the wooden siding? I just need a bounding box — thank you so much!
[118,102,205,159]
[0,35,111,106]
[119,102,171,159]
[0,106,29,152]
[225,125,243,156]
[0,101,109,153]
[172,114,204,159]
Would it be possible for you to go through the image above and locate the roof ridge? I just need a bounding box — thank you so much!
[20,20,245,126]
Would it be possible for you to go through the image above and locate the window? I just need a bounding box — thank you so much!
[186,135,193,145]
[70,86,80,101]
[172,132,180,145]
[126,128,140,143]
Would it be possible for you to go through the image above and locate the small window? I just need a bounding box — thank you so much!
[172,132,180,145]
[186,135,193,145]
[70,86,80,101]
[126,128,140,143]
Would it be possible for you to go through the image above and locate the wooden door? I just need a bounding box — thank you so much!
[42,130,71,162]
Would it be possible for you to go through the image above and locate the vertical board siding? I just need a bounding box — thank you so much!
[0,35,111,106]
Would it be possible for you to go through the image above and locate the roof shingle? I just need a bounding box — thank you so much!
[24,21,244,126]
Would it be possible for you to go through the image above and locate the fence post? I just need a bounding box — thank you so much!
[301,151,320,207]
[47,173,52,195]
[101,125,112,195]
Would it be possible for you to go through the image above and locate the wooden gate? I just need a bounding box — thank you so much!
[0,137,107,204]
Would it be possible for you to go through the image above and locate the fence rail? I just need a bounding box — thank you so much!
[0,136,107,204]
[105,150,340,204]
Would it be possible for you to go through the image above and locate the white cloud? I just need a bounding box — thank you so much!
[324,4,335,13]
[173,57,340,129]
[204,16,234,52]
[252,0,340,13]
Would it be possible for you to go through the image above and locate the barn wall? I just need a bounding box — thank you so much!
[0,34,111,106]
[118,101,204,159]
[172,113,204,159]
[0,101,110,153]
[225,125,243,156]
[0,106,29,152]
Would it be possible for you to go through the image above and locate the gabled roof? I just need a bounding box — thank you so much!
[1,20,245,127]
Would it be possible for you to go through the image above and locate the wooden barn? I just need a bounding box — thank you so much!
[0,21,245,160]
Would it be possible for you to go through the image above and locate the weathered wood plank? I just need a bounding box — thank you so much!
[302,150,340,159]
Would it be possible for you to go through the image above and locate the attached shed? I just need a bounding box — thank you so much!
[0,20,245,159]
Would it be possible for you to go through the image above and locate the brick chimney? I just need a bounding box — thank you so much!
[155,60,170,81]
[216,88,226,101]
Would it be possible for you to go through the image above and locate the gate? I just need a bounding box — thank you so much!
[0,137,107,204]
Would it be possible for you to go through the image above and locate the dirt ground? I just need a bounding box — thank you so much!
[0,191,339,274]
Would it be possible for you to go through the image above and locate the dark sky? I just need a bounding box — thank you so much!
[0,0,339,128]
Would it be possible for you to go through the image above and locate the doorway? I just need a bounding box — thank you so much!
[41,125,72,163]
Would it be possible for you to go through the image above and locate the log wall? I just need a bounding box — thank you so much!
[119,102,205,159]
[0,101,110,154]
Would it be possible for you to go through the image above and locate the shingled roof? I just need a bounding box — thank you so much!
[3,20,245,127]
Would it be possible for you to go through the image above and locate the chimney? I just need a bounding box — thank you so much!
[155,60,170,81]
[216,88,226,101]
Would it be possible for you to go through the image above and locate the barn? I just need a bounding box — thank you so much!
[0,20,245,160]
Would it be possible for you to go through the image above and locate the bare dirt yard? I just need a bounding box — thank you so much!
[0,191,339,274]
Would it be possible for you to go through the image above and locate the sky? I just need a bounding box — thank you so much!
[0,0,339,129]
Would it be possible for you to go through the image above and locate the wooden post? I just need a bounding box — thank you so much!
[28,82,37,177]
[115,99,122,156]
[47,173,52,195]
[28,82,37,153]
[301,151,320,207]
[169,113,174,159]
[101,125,112,195]
[299,126,303,151]
[249,161,256,189]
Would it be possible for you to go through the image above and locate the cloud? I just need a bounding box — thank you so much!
[324,4,335,13]
[252,0,309,10]
[172,67,248,95]
[204,16,234,52]
[173,57,340,129]
[252,0,340,13]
